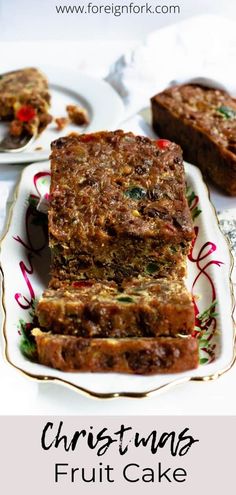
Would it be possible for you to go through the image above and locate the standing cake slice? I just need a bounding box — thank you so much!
[49,130,195,286]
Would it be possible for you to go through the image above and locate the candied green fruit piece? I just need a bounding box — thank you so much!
[217,105,236,119]
[124,186,146,200]
[146,262,158,274]
[117,296,134,303]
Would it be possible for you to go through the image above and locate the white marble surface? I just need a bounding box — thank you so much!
[0,15,236,414]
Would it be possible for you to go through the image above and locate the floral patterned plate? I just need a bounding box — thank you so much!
[0,161,235,398]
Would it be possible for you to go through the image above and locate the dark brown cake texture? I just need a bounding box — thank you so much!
[33,329,199,374]
[49,130,194,286]
[36,277,195,338]
[32,130,198,375]
[151,83,236,195]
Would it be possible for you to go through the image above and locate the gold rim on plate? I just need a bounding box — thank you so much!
[0,162,235,400]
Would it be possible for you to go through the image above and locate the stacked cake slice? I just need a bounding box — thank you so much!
[34,130,198,374]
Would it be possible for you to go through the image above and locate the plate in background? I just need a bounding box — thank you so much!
[0,65,124,165]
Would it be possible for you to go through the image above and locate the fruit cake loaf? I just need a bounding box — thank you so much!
[36,277,195,338]
[0,67,52,137]
[49,130,194,285]
[151,84,236,195]
[32,329,199,374]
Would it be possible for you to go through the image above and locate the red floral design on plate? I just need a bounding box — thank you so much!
[14,176,223,365]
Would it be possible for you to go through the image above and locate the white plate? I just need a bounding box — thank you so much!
[0,161,235,398]
[0,65,124,165]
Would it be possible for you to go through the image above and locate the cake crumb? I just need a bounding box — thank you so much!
[66,104,89,126]
[55,117,70,131]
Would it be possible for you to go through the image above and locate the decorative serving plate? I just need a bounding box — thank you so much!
[0,65,124,165]
[0,161,235,398]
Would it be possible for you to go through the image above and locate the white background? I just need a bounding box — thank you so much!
[0,0,236,414]
[0,0,236,41]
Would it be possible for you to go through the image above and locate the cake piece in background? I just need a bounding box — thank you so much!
[0,67,52,138]
[66,104,89,126]
[151,84,236,195]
